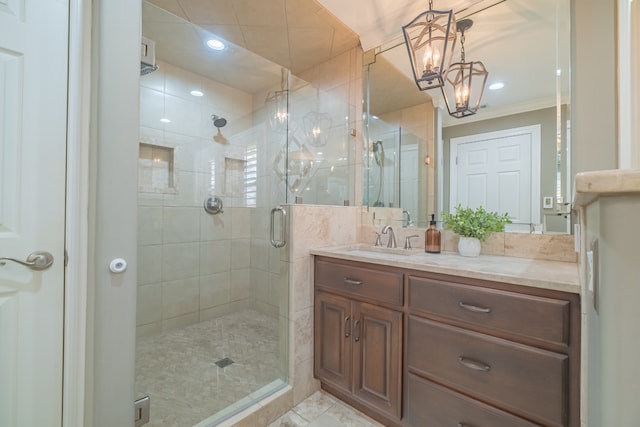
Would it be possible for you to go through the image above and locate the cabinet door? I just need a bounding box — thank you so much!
[314,291,352,392]
[352,301,403,419]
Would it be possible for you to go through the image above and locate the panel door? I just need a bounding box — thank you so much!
[352,301,402,419]
[314,291,352,393]
[0,0,69,425]
[451,126,540,226]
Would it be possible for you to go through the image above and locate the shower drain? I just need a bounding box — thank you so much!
[215,357,234,368]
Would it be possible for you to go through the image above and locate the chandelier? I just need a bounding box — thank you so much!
[265,68,289,133]
[441,19,488,118]
[303,89,332,147]
[402,0,457,91]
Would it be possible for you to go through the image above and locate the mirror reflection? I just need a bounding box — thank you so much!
[364,0,571,234]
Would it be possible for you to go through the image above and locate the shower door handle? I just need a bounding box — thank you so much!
[270,206,286,248]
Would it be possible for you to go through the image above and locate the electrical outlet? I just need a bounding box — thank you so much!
[543,196,553,209]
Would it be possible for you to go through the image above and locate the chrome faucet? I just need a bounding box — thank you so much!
[404,234,420,250]
[402,210,413,227]
[373,232,383,247]
[381,225,397,248]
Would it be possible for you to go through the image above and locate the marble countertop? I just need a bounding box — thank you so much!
[573,169,640,207]
[310,244,580,294]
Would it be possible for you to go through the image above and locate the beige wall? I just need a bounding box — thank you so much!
[571,0,618,172]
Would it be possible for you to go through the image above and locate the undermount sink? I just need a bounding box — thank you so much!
[345,244,417,256]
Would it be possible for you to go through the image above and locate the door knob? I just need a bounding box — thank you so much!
[0,251,54,271]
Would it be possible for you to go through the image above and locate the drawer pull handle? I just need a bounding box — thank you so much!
[353,320,361,342]
[457,356,491,372]
[345,316,351,338]
[458,301,492,313]
[457,424,466,427]
[343,278,362,286]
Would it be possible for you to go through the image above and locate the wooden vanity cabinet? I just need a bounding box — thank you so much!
[313,256,580,427]
[406,273,581,427]
[314,257,403,424]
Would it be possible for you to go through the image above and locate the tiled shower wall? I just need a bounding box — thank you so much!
[288,46,364,407]
[136,59,282,337]
[294,48,363,207]
[216,47,366,426]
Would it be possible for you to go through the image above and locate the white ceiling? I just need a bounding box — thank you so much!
[317,0,491,51]
[319,0,571,126]
[144,0,360,91]
[143,0,571,126]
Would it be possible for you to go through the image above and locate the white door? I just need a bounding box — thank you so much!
[0,0,69,426]
[450,125,541,227]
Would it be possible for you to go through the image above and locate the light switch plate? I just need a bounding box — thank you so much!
[588,238,599,313]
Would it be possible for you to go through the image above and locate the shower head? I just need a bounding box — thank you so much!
[211,114,227,128]
[140,63,159,76]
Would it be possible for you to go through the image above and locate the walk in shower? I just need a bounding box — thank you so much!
[136,2,354,425]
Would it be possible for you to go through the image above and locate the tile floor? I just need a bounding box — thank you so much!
[135,309,381,427]
[268,390,384,427]
[135,309,283,426]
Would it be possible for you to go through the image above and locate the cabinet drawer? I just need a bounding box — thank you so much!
[408,275,570,346]
[315,258,403,306]
[407,316,568,426]
[406,373,539,427]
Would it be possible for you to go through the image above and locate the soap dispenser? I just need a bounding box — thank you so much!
[425,214,441,253]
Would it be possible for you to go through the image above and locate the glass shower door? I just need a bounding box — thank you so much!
[135,2,289,425]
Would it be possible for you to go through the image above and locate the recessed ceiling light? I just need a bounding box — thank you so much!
[190,90,204,97]
[160,118,171,123]
[206,39,225,51]
[488,82,505,90]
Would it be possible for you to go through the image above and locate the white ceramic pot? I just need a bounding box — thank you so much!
[458,236,481,257]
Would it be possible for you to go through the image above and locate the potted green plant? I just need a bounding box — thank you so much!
[441,205,511,257]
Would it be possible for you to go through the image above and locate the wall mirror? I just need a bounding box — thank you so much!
[363,0,571,234]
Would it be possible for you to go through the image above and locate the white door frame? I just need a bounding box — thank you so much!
[64,0,92,425]
[449,124,541,225]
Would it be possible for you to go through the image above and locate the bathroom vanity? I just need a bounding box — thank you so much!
[311,246,580,427]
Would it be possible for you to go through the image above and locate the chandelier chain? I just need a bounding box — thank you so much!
[460,31,466,63]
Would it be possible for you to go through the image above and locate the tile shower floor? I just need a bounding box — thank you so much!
[135,309,282,427]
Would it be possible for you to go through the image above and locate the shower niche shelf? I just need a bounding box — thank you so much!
[138,143,177,194]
